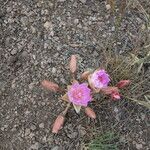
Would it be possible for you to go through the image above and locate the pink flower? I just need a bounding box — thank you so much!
[67,83,92,106]
[90,69,110,89]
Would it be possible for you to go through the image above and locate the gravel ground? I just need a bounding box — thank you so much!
[0,0,150,149]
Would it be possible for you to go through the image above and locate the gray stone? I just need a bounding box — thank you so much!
[30,125,36,131]
[21,16,28,26]
[11,49,17,55]
[58,0,66,2]
[136,143,143,150]
[52,146,59,150]
[68,132,78,139]
[25,128,30,136]
[44,21,53,30]
[30,142,40,150]
[79,0,86,3]
[74,19,79,25]
[39,123,44,128]
[52,67,57,74]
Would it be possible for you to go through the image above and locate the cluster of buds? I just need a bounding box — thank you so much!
[41,55,130,133]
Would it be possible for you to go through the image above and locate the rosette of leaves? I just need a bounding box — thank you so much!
[41,55,131,133]
[41,55,96,133]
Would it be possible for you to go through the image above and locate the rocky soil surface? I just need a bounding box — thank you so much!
[0,0,150,149]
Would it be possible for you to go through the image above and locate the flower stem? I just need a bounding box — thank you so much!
[62,103,71,116]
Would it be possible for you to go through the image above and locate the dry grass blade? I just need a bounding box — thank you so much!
[88,132,119,150]
[144,95,150,104]
[125,96,150,109]
[130,51,150,73]
[119,0,127,16]
[107,0,115,12]
[61,94,69,102]
[132,0,149,22]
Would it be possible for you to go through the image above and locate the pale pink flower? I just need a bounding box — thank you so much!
[68,83,92,106]
[90,69,110,89]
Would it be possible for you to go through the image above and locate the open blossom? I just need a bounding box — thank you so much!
[90,69,110,89]
[67,83,92,106]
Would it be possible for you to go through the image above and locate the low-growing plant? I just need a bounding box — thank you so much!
[87,132,119,150]
[41,55,130,133]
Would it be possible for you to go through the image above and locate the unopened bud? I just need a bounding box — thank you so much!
[52,115,65,133]
[85,107,96,119]
[41,80,59,92]
[69,55,77,74]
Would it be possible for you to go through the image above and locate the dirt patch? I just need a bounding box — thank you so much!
[0,0,149,149]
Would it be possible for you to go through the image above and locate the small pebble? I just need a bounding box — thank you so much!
[11,49,17,55]
[44,21,52,30]
[79,0,86,3]
[136,143,143,150]
[39,123,44,128]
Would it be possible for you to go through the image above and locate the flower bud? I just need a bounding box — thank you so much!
[111,91,121,100]
[85,107,96,119]
[116,80,131,89]
[81,71,91,80]
[52,115,65,133]
[69,55,77,74]
[101,86,119,95]
[41,80,59,92]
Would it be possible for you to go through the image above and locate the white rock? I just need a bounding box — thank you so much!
[29,133,35,138]
[25,128,30,136]
[30,125,36,130]
[44,21,52,30]
[11,49,17,55]
[52,67,57,74]
[31,26,36,33]
[74,19,79,24]
[79,0,86,3]
[136,143,143,150]
[52,146,59,150]
[39,123,44,128]
[30,142,39,150]
[58,0,66,2]
[106,4,111,10]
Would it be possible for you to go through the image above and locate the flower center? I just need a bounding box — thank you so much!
[72,89,83,100]
[98,76,103,82]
